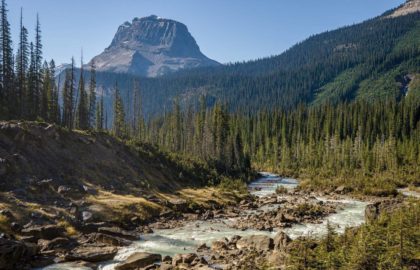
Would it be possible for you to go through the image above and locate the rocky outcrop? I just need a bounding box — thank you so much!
[90,15,220,77]
[387,0,420,18]
[236,235,274,251]
[0,238,37,270]
[115,252,161,270]
[21,225,65,240]
[65,245,118,262]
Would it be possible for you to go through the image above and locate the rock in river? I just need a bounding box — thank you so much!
[115,252,162,270]
[65,245,118,262]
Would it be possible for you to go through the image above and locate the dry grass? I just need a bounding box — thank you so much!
[87,191,162,223]
[57,220,78,236]
[167,187,245,207]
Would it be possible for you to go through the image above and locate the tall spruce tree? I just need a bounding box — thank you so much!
[112,82,126,138]
[62,58,75,129]
[96,88,104,131]
[1,0,14,118]
[76,56,88,130]
[34,14,42,117]
[15,8,29,118]
[88,60,96,129]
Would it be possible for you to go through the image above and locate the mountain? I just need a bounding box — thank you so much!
[388,0,420,18]
[90,15,220,77]
[60,2,419,119]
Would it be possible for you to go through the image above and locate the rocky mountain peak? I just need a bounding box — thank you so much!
[90,15,220,77]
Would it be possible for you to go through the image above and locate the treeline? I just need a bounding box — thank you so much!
[0,0,105,132]
[0,1,59,122]
[238,97,420,194]
[288,201,420,269]
[139,96,420,194]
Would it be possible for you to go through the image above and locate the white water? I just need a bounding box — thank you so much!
[42,173,367,270]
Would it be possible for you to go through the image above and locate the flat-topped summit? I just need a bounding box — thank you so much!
[90,15,220,77]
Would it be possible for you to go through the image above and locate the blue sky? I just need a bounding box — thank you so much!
[7,0,404,65]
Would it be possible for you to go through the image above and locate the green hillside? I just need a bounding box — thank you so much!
[87,12,420,118]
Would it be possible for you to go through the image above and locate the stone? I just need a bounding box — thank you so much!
[211,240,228,251]
[236,235,274,251]
[273,231,291,251]
[115,252,162,270]
[172,254,183,266]
[98,227,139,240]
[38,237,74,252]
[66,245,118,262]
[82,211,93,222]
[0,209,13,219]
[87,233,132,246]
[182,253,197,264]
[21,225,65,240]
[0,238,38,269]
[196,243,209,252]
[57,185,71,194]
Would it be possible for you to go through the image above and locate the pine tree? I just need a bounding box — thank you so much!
[88,60,96,129]
[15,8,29,118]
[34,14,42,117]
[112,82,126,138]
[40,61,49,119]
[62,58,75,129]
[96,88,104,131]
[0,0,14,118]
[27,42,37,119]
[48,60,60,123]
[76,56,88,130]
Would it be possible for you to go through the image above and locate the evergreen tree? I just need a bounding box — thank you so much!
[62,58,75,129]
[0,0,14,118]
[76,57,88,130]
[112,82,126,138]
[15,8,29,118]
[88,60,96,129]
[96,88,104,131]
[34,14,42,116]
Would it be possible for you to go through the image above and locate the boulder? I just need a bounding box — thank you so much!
[167,198,188,212]
[115,252,162,270]
[236,235,274,251]
[211,240,228,251]
[21,225,65,240]
[65,245,118,262]
[182,253,197,264]
[82,211,93,222]
[86,233,132,246]
[38,237,75,252]
[0,238,37,270]
[57,185,72,194]
[273,231,291,251]
[172,254,183,266]
[98,227,139,240]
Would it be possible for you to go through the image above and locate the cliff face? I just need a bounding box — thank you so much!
[90,15,220,77]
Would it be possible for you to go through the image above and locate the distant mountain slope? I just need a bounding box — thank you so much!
[63,2,420,119]
[90,15,220,77]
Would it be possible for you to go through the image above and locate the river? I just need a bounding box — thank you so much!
[42,173,368,270]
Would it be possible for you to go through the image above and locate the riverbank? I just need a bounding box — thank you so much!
[41,174,375,270]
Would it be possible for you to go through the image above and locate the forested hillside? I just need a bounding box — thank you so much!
[86,11,420,118]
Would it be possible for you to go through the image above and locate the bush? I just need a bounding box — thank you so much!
[275,186,288,194]
[218,177,248,194]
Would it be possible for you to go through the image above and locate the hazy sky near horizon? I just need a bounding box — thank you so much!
[7,0,404,65]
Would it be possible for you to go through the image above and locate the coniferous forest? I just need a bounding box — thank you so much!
[0,0,419,269]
